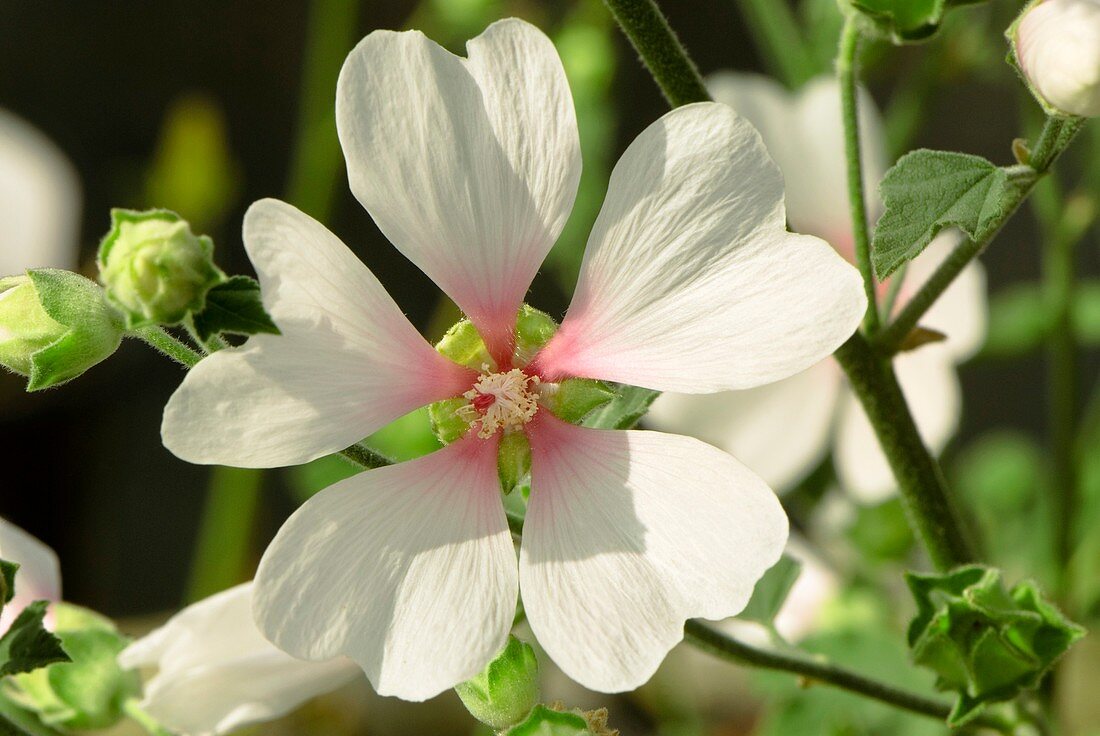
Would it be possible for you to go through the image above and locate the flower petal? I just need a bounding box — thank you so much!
[161,200,473,468]
[645,360,842,491]
[253,437,518,701]
[0,110,80,276]
[707,73,888,244]
[902,231,988,361]
[520,413,788,692]
[0,517,61,631]
[337,19,581,352]
[532,103,865,393]
[120,584,360,736]
[834,346,961,503]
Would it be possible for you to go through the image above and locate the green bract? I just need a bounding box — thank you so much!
[455,636,540,730]
[847,0,988,44]
[506,705,592,736]
[498,432,532,495]
[0,271,124,391]
[97,209,225,328]
[541,378,616,424]
[7,603,141,731]
[906,565,1085,725]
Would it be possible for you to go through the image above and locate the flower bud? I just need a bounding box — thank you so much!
[1013,0,1100,117]
[455,636,540,730]
[97,209,225,328]
[0,270,123,391]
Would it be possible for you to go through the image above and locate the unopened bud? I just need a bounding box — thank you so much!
[1013,0,1100,117]
[0,271,123,391]
[97,209,224,328]
[456,636,540,730]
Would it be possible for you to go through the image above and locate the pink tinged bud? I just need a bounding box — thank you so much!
[1015,0,1100,117]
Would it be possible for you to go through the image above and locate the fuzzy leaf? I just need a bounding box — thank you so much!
[190,276,279,341]
[0,603,68,677]
[872,151,1021,279]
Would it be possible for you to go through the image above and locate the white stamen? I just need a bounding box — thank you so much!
[456,368,540,439]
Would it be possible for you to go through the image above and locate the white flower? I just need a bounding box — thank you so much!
[0,110,81,277]
[161,20,866,699]
[1016,0,1100,117]
[0,517,61,631]
[648,74,988,504]
[119,583,361,736]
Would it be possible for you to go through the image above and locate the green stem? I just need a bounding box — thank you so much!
[833,333,976,570]
[684,621,1011,732]
[732,0,815,89]
[837,17,879,333]
[875,116,1086,355]
[185,466,264,602]
[131,326,202,368]
[602,0,711,107]
[338,441,394,470]
[123,699,173,736]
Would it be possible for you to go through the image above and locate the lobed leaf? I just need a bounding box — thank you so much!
[190,275,279,341]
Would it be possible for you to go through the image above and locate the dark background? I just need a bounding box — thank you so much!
[0,0,1095,619]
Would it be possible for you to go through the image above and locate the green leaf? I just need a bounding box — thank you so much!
[906,565,1085,726]
[871,150,1022,279]
[190,275,279,341]
[0,602,68,677]
[0,561,17,607]
[506,706,591,736]
[736,556,801,628]
[850,0,988,43]
[582,384,659,430]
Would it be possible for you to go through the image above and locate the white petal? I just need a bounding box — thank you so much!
[707,73,887,246]
[520,414,788,692]
[121,584,360,736]
[337,19,581,351]
[0,518,61,631]
[834,347,961,503]
[0,110,81,276]
[646,360,842,492]
[532,103,865,393]
[161,200,474,467]
[901,231,988,361]
[253,437,518,701]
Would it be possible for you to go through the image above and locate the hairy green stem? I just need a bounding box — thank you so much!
[837,17,879,333]
[684,621,1011,732]
[834,333,977,570]
[875,116,1085,355]
[131,326,202,368]
[602,0,711,107]
[732,0,815,89]
[338,442,394,469]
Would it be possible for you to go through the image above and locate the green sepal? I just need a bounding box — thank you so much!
[581,384,659,430]
[847,0,987,44]
[871,150,1028,279]
[513,305,558,367]
[456,636,540,730]
[505,705,591,736]
[736,556,802,629]
[436,319,494,372]
[543,379,616,425]
[190,275,280,341]
[498,432,532,496]
[0,561,16,607]
[7,604,140,731]
[428,397,473,445]
[96,208,225,329]
[0,602,69,678]
[0,270,124,392]
[905,565,1085,726]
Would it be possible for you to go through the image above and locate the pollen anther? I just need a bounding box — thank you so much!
[456,368,540,439]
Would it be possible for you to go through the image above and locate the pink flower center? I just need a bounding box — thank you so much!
[456,368,541,439]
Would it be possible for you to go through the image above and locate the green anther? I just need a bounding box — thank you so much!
[435,318,495,371]
[428,397,473,445]
[513,304,558,366]
[497,431,532,495]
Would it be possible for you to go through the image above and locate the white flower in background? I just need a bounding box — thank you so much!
[0,110,81,276]
[161,20,865,700]
[0,517,61,631]
[648,74,987,504]
[120,583,360,736]
[1015,0,1100,117]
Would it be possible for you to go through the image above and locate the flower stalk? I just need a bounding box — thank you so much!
[601,0,711,106]
[132,326,202,368]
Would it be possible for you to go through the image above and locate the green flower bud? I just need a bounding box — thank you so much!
[97,209,224,328]
[541,378,616,424]
[513,304,558,366]
[455,636,540,730]
[0,270,123,391]
[8,603,141,731]
[498,431,531,495]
